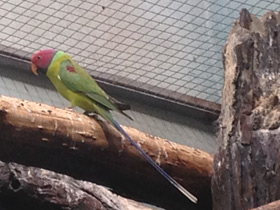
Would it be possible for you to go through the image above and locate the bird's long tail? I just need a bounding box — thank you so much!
[112,119,198,204]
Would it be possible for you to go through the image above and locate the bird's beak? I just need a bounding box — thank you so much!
[31,63,38,76]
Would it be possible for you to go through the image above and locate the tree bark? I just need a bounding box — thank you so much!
[212,9,280,210]
[0,161,153,210]
[0,94,213,210]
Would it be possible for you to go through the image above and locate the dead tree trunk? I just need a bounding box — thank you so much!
[0,161,153,210]
[0,95,213,210]
[212,9,280,210]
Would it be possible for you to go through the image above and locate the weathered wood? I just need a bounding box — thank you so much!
[212,9,280,210]
[250,200,280,210]
[0,160,153,210]
[0,95,213,210]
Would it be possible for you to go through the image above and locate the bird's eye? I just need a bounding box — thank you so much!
[37,55,41,60]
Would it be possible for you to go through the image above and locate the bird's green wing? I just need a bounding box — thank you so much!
[59,59,119,112]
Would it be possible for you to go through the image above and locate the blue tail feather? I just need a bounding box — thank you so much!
[112,119,198,203]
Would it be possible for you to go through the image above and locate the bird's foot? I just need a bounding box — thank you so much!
[65,106,75,110]
[84,111,98,119]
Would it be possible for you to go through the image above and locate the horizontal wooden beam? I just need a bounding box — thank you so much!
[0,95,213,209]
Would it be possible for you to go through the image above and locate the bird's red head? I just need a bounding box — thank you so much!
[31,49,56,75]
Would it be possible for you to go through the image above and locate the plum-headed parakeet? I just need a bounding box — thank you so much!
[31,49,197,203]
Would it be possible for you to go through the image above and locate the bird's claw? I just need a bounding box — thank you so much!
[65,106,75,110]
[84,111,98,119]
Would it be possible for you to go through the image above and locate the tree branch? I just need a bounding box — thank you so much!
[0,160,153,210]
[250,200,280,210]
[0,94,213,209]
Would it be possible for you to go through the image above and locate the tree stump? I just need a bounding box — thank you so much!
[212,9,280,210]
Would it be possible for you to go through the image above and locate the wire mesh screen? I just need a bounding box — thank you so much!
[1,0,280,106]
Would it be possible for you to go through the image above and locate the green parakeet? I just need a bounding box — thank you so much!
[31,49,197,203]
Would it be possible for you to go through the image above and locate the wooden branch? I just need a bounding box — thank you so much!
[0,95,213,210]
[0,160,153,210]
[250,200,280,210]
[212,9,280,210]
